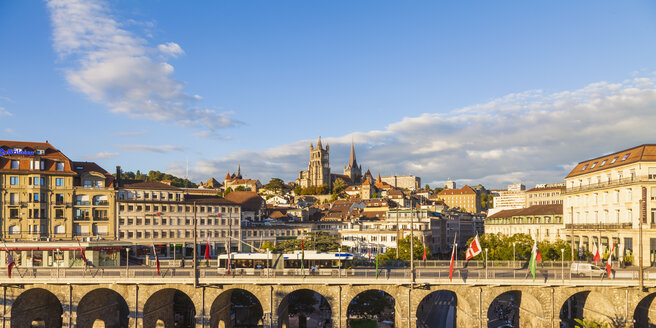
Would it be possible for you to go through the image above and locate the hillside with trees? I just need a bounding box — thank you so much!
[114,170,198,188]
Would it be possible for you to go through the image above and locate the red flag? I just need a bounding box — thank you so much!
[449,235,457,281]
[607,243,616,278]
[6,250,15,278]
[592,242,601,262]
[465,234,482,260]
[422,244,427,261]
[204,239,211,260]
[152,242,160,275]
[77,240,88,267]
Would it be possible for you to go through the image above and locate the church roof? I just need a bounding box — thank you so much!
[347,140,358,169]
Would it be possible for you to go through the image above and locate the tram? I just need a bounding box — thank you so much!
[216,250,354,270]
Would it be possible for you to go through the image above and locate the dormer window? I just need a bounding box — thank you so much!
[581,164,588,171]
[10,160,19,169]
[56,162,64,171]
[610,157,619,164]
[76,166,84,170]
[36,149,45,155]
[600,159,607,167]
[590,162,598,169]
[621,153,630,161]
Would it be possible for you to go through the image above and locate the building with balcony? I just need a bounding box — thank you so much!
[0,140,116,241]
[485,204,564,242]
[116,173,242,259]
[564,144,656,264]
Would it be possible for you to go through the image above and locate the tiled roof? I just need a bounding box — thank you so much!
[224,191,264,211]
[438,185,477,196]
[566,144,656,178]
[0,140,75,174]
[71,161,115,187]
[525,186,565,193]
[487,204,563,218]
[121,180,182,191]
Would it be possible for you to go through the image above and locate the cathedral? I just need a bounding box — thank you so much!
[296,137,364,189]
[343,140,362,184]
[296,136,331,188]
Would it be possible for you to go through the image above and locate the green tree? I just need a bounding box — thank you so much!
[293,186,302,195]
[433,187,444,194]
[260,241,275,251]
[380,235,425,262]
[332,178,348,195]
[234,185,248,192]
[425,184,431,191]
[223,187,233,196]
[264,178,285,193]
[273,232,340,253]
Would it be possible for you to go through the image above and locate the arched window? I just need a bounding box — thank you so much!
[8,225,20,234]
[54,225,65,234]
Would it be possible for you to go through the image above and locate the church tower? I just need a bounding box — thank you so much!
[344,140,362,184]
[297,136,331,188]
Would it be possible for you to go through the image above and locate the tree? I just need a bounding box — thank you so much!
[433,187,444,194]
[332,178,347,195]
[380,235,425,263]
[234,186,248,192]
[273,232,340,253]
[223,187,233,196]
[293,186,302,195]
[264,178,285,193]
[425,184,431,191]
[260,241,275,251]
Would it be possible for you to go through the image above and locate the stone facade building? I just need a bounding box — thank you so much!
[436,185,481,213]
[525,183,565,207]
[381,175,420,191]
[564,144,656,263]
[0,140,116,241]
[296,136,331,189]
[485,204,564,242]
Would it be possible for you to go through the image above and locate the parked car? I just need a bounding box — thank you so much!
[570,262,606,277]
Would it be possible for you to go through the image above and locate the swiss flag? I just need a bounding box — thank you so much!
[592,243,601,262]
[606,243,616,278]
[465,234,482,260]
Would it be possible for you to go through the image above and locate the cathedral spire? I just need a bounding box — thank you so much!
[348,138,357,169]
[317,136,322,149]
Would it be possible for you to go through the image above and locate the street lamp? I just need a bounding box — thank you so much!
[513,242,516,269]
[561,248,565,282]
[125,247,130,277]
[485,248,488,279]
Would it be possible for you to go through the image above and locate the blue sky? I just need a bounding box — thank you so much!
[1,1,656,188]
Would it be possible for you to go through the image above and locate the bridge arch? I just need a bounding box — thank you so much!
[347,289,395,326]
[557,289,620,326]
[634,292,656,326]
[416,290,457,328]
[276,288,332,328]
[11,288,63,328]
[486,289,546,328]
[210,288,264,328]
[143,288,196,328]
[76,288,129,328]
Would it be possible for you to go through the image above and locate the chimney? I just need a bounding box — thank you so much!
[115,166,122,189]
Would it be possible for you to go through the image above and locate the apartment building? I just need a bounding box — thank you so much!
[525,183,565,207]
[436,185,481,213]
[564,144,656,264]
[116,175,242,258]
[485,204,564,242]
[0,140,115,241]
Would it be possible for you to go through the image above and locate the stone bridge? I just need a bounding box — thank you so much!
[3,267,656,328]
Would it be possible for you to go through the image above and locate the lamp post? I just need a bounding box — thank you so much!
[125,247,130,277]
[561,248,565,282]
[485,248,488,279]
[513,242,516,269]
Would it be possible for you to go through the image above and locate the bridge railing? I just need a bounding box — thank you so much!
[1,265,655,286]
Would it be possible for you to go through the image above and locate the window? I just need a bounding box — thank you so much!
[83,180,92,187]
[54,225,65,234]
[600,159,607,167]
[610,157,618,164]
[56,178,64,186]
[10,176,18,185]
[56,162,64,171]
[622,153,630,161]
[8,226,20,235]
[626,188,632,202]
[33,177,40,185]
[590,162,598,169]
[10,160,19,169]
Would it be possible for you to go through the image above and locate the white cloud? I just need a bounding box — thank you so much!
[5,128,14,134]
[46,0,239,133]
[0,106,12,117]
[158,42,184,58]
[85,151,120,160]
[117,144,185,153]
[177,77,656,189]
